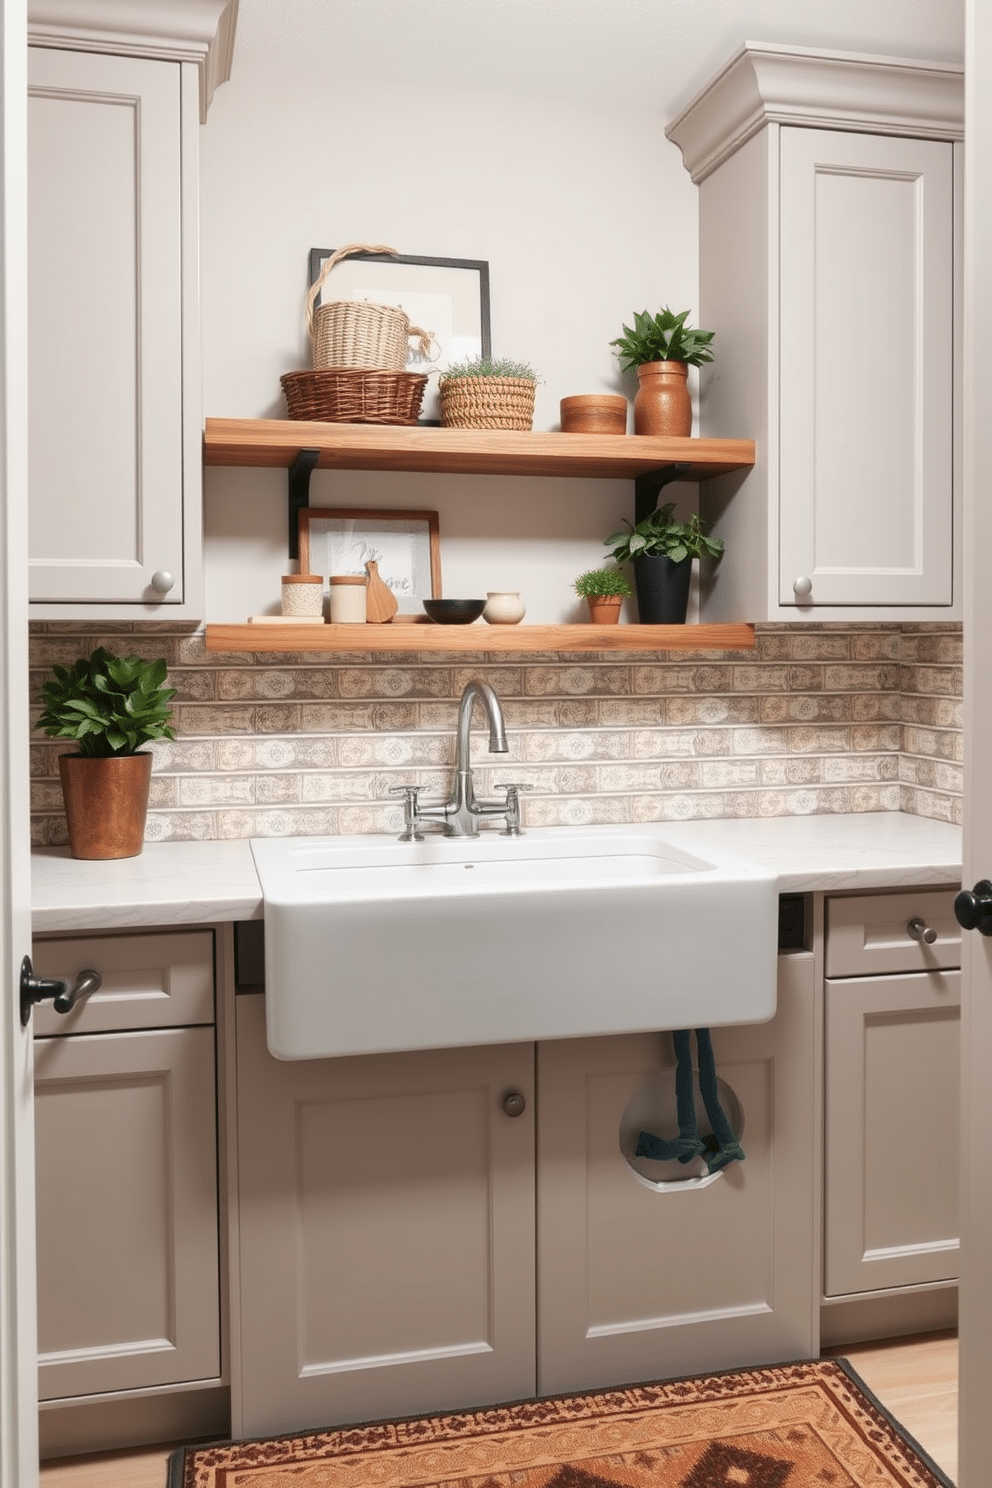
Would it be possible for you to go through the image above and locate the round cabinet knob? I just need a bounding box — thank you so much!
[793,576,813,598]
[502,1092,526,1118]
[150,569,175,594]
[907,916,938,945]
[955,880,992,936]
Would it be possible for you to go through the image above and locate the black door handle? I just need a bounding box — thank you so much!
[954,881,992,936]
[19,956,102,1026]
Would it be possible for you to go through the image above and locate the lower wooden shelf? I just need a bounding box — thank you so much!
[204,622,756,654]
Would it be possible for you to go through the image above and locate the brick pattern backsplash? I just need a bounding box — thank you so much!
[28,622,963,847]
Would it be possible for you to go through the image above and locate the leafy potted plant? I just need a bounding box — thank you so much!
[35,647,176,860]
[438,356,541,431]
[609,308,715,437]
[605,502,724,624]
[572,566,633,625]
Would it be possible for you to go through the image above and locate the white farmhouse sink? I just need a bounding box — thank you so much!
[250,826,779,1059]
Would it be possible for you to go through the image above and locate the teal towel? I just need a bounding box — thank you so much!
[635,1027,746,1175]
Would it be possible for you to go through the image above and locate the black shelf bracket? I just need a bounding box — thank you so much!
[287,448,320,559]
[634,463,692,526]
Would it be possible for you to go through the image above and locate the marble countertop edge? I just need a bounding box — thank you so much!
[30,813,964,933]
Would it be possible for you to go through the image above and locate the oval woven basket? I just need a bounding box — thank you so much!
[280,369,428,425]
[307,243,433,372]
[439,376,536,431]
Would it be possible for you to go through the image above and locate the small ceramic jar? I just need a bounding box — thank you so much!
[483,591,526,625]
[329,574,368,623]
[281,574,324,617]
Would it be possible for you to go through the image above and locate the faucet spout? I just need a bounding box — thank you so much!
[439,679,509,836]
[393,678,524,839]
[457,678,508,766]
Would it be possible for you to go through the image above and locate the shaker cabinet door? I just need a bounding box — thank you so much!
[233,997,536,1439]
[778,127,955,608]
[536,953,818,1396]
[824,968,960,1296]
[34,1025,220,1400]
[27,47,198,611]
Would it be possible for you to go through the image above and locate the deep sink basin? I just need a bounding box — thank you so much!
[250,826,779,1059]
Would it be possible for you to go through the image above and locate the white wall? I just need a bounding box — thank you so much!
[198,0,964,624]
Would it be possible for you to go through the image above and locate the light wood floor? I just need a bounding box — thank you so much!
[829,1330,958,1482]
[39,1331,959,1488]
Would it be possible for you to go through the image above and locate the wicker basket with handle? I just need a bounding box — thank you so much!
[307,243,434,371]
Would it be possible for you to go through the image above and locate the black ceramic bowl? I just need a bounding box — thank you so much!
[423,599,486,625]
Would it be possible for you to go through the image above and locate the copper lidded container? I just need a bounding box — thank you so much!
[560,394,628,435]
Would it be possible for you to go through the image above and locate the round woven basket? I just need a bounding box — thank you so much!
[439,376,536,431]
[280,369,428,425]
[306,243,433,372]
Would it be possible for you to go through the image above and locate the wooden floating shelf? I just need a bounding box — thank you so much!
[205,622,757,655]
[202,419,755,482]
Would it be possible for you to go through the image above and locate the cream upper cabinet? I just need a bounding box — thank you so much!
[25,0,237,618]
[28,45,201,615]
[667,44,963,621]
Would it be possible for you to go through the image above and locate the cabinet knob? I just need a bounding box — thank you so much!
[793,576,813,598]
[907,916,938,945]
[502,1091,526,1118]
[150,569,175,594]
[955,880,992,936]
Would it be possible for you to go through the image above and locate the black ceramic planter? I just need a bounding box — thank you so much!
[632,554,692,624]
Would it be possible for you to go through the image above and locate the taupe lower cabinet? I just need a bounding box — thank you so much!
[32,932,221,1404]
[823,891,961,1299]
[233,951,816,1438]
[234,999,537,1437]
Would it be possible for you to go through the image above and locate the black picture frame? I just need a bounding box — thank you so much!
[308,248,491,424]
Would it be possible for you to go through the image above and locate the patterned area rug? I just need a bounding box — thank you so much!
[166,1359,953,1488]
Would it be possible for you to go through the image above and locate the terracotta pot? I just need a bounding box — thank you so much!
[560,394,628,435]
[633,361,692,437]
[58,752,153,860]
[586,595,623,625]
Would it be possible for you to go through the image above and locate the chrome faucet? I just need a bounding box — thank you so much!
[390,678,530,838]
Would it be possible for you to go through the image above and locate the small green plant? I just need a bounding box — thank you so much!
[35,647,176,758]
[439,356,541,382]
[572,566,633,599]
[610,308,715,371]
[604,502,725,565]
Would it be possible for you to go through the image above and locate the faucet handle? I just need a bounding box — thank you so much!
[493,782,533,837]
[389,784,426,842]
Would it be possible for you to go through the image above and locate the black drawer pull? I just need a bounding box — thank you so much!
[20,957,102,1026]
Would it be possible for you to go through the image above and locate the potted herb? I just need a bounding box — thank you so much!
[605,502,724,624]
[572,566,633,625]
[438,356,541,431]
[610,308,715,437]
[35,646,176,859]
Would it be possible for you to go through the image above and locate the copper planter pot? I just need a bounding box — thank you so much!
[58,752,153,860]
[633,361,692,437]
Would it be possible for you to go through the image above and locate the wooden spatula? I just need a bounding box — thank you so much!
[364,560,398,623]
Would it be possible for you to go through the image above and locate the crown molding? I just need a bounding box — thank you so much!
[666,41,964,184]
[27,0,238,120]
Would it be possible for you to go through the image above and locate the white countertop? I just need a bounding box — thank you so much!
[31,812,963,933]
[31,839,262,933]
